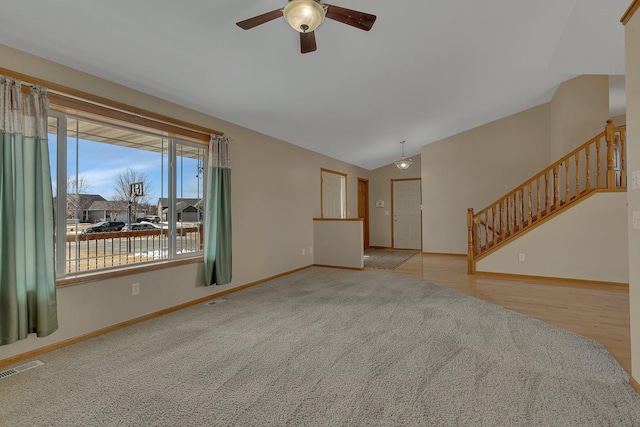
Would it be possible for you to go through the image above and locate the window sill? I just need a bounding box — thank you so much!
[56,256,204,288]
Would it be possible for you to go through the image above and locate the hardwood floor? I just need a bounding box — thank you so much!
[392,254,632,374]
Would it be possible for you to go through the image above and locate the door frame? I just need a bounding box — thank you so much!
[391,178,422,250]
[357,177,370,249]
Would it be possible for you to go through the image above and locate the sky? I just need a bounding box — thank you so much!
[48,135,204,202]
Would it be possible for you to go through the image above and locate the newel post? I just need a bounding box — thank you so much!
[467,208,475,274]
[605,119,616,189]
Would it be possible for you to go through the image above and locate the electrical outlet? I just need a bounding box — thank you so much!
[518,253,525,262]
[309,247,313,254]
[302,248,306,255]
[132,283,140,296]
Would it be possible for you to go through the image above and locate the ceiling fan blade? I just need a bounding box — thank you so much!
[236,9,283,30]
[300,31,317,54]
[324,4,376,31]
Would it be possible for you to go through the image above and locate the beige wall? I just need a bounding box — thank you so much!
[313,220,364,268]
[549,75,610,160]
[421,104,551,254]
[624,2,640,383]
[368,155,421,247]
[0,44,370,361]
[476,192,629,283]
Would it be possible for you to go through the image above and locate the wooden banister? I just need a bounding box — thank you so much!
[467,120,626,273]
[606,119,617,189]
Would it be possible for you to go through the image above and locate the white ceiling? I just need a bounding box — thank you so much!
[0,0,630,170]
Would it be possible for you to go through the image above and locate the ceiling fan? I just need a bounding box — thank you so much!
[236,0,376,54]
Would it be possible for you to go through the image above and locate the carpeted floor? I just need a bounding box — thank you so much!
[1,267,639,426]
[363,248,419,270]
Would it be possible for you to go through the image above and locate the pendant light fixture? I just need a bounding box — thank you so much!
[394,141,412,170]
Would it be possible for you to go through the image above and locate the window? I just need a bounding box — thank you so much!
[49,110,208,277]
[321,168,347,218]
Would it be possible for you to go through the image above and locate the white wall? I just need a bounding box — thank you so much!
[421,104,552,254]
[0,44,370,361]
[476,192,629,283]
[624,1,640,384]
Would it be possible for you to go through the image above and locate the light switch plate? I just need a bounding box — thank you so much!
[633,211,640,230]
[632,170,640,190]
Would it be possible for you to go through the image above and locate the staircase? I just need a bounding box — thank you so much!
[467,120,627,274]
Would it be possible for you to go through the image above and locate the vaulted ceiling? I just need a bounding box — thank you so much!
[0,0,630,169]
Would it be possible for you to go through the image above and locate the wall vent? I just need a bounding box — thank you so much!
[0,360,44,380]
[205,298,227,306]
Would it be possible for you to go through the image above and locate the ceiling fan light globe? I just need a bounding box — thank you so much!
[283,0,325,33]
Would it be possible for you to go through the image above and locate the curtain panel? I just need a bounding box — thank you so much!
[0,76,58,345]
[204,135,232,286]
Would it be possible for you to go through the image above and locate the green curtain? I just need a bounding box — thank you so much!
[0,76,58,346]
[204,135,232,286]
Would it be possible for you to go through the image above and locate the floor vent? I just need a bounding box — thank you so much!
[205,298,228,306]
[0,360,44,380]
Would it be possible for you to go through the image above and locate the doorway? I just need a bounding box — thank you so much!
[392,179,421,250]
[358,178,370,249]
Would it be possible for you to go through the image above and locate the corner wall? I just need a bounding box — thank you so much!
[623,0,640,385]
[421,104,551,254]
[0,44,369,362]
[549,75,610,159]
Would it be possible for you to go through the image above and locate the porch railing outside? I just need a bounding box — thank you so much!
[61,224,203,274]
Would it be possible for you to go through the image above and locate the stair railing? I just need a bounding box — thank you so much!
[467,120,626,274]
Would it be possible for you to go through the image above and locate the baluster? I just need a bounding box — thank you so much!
[620,130,626,187]
[519,187,524,228]
[605,119,616,189]
[475,219,480,252]
[492,205,497,245]
[553,165,560,209]
[503,198,508,237]
[527,182,532,225]
[545,170,551,215]
[483,211,489,249]
[596,138,602,188]
[512,193,516,231]
[574,153,580,197]
[565,161,570,201]
[585,145,591,191]
[467,208,475,273]
[498,202,502,238]
[510,194,515,232]
[512,194,516,231]
[536,176,541,219]
[514,190,522,229]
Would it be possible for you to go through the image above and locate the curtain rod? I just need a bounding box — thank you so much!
[0,66,223,139]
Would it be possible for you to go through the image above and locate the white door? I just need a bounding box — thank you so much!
[393,180,421,250]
